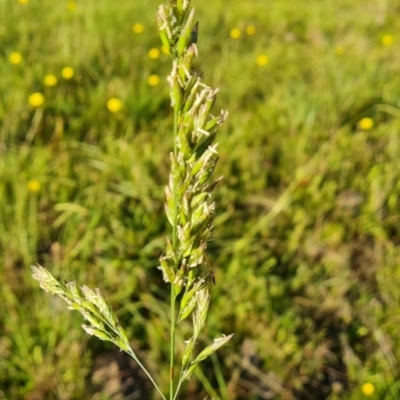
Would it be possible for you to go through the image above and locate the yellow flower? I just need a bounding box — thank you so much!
[148,47,160,59]
[335,45,345,55]
[382,34,394,46]
[9,52,23,65]
[256,54,269,66]
[132,23,145,34]
[107,98,123,113]
[61,67,75,79]
[44,74,58,87]
[147,74,160,87]
[357,326,368,336]
[230,28,241,39]
[246,25,256,35]
[61,66,74,79]
[361,382,375,396]
[358,117,374,130]
[18,0,29,3]
[28,92,44,107]
[161,44,170,55]
[67,1,76,11]
[28,180,41,192]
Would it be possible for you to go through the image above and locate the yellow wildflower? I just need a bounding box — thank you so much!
[230,28,241,39]
[381,34,394,46]
[18,0,29,3]
[61,66,74,79]
[44,74,58,87]
[335,45,345,55]
[132,23,145,34]
[67,1,76,11]
[246,25,256,35]
[148,74,160,87]
[28,92,44,108]
[358,117,374,130]
[28,180,41,192]
[9,52,23,65]
[361,382,375,396]
[107,98,123,113]
[148,48,160,59]
[256,54,269,66]
[8,51,22,65]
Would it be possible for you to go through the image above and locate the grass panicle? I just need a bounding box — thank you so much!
[157,1,232,397]
[31,264,165,399]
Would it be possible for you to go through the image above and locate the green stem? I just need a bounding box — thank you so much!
[170,285,176,399]
[126,347,166,400]
[173,372,185,400]
[29,192,38,259]
[172,111,179,250]
[170,110,180,399]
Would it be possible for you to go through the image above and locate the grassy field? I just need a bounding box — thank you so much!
[2,0,400,398]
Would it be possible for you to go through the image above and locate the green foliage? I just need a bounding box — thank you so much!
[2,0,400,399]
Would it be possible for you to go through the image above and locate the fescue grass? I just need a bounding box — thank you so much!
[32,2,233,398]
[2,0,400,399]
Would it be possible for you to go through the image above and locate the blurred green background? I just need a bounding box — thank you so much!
[1,0,400,398]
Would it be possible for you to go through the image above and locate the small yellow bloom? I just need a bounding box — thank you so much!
[382,34,394,46]
[44,74,58,87]
[161,44,170,55]
[246,25,256,35]
[357,326,368,336]
[132,23,145,34]
[28,180,41,192]
[335,45,345,55]
[61,66,74,79]
[358,117,374,130]
[107,98,123,113]
[9,52,23,65]
[256,54,269,66]
[361,382,375,396]
[18,0,29,3]
[148,48,160,59]
[230,28,241,39]
[28,92,44,108]
[147,74,160,87]
[67,1,76,11]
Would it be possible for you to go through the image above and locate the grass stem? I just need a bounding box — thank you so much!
[170,108,180,399]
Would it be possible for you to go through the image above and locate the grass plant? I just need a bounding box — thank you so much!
[31,1,232,399]
[2,0,400,399]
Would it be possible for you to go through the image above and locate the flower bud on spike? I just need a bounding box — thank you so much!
[176,0,184,13]
[168,61,182,110]
[178,293,197,322]
[177,8,196,56]
[158,257,176,283]
[159,31,172,54]
[181,337,195,369]
[82,325,112,341]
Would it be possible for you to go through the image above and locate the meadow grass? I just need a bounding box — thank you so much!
[2,0,400,399]
[32,1,234,398]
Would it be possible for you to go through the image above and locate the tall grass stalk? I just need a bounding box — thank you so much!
[31,0,233,398]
